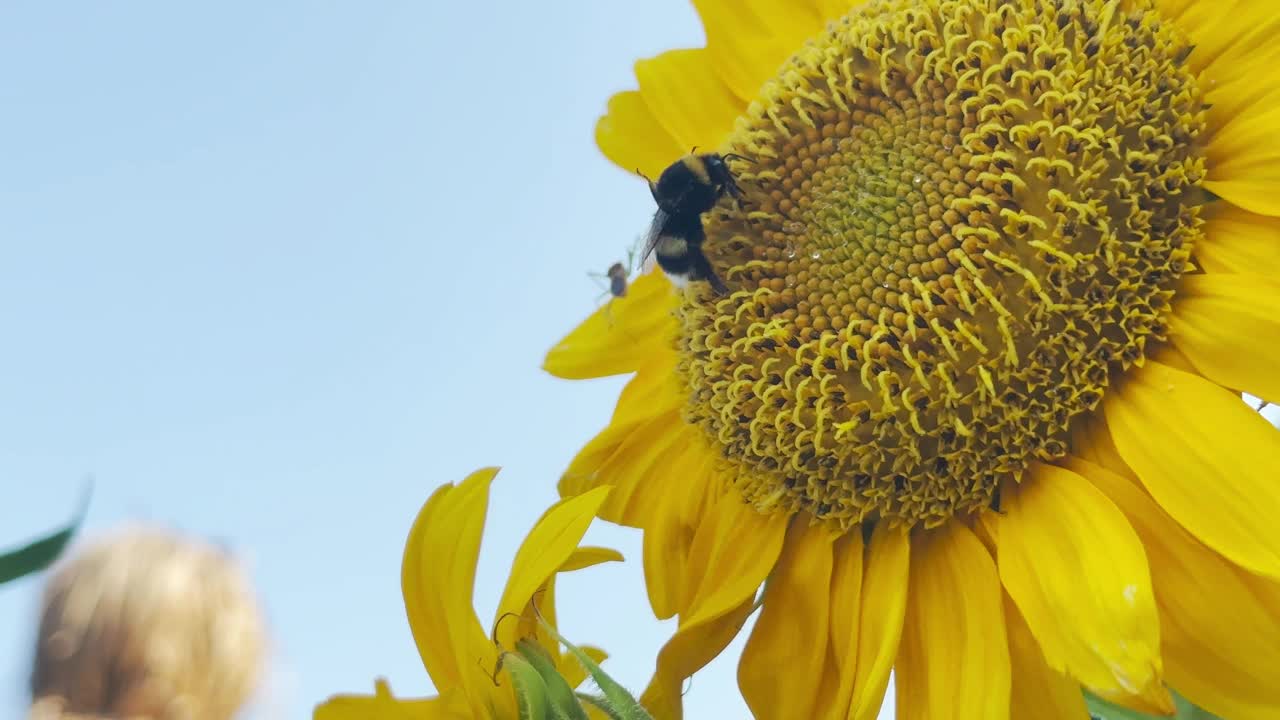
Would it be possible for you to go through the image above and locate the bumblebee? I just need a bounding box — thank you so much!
[640,152,747,293]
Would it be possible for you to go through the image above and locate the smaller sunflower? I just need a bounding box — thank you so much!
[314,468,619,720]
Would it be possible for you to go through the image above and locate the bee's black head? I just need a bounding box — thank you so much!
[702,153,733,186]
[703,153,745,202]
[651,152,743,216]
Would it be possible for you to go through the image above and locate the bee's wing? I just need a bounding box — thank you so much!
[640,208,667,264]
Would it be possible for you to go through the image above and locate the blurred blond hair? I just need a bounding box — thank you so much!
[28,525,266,720]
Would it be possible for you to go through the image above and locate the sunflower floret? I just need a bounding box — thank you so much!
[677,0,1207,528]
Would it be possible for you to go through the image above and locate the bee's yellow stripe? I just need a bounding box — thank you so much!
[683,155,711,184]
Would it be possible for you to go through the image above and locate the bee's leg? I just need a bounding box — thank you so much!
[711,267,731,294]
[691,253,729,295]
[637,168,662,205]
[587,272,612,299]
[988,484,1005,514]
[706,271,729,295]
[722,177,750,209]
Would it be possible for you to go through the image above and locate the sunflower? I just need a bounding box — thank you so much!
[545,1,1280,718]
[314,469,622,719]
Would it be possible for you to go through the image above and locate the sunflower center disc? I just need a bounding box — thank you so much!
[678,0,1206,528]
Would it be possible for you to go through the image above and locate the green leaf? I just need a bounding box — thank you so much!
[1084,691,1159,720]
[576,693,625,720]
[1083,690,1222,720]
[0,485,90,585]
[1172,695,1221,720]
[503,652,551,720]
[516,640,589,720]
[534,614,651,720]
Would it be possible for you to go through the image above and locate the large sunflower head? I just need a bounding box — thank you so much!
[548,0,1280,718]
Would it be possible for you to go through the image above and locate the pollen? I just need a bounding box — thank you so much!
[677,0,1206,528]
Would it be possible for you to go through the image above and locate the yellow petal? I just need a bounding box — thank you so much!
[1068,414,1137,480]
[1202,32,1280,143]
[1069,455,1280,720]
[1203,178,1280,218]
[641,508,686,619]
[996,463,1165,704]
[1159,0,1280,78]
[1171,274,1280,404]
[1206,106,1280,216]
[1162,0,1280,163]
[1104,359,1280,580]
[1152,342,1203,374]
[692,0,824,100]
[528,573,566,667]
[643,439,717,618]
[812,646,848,720]
[738,0,824,52]
[639,595,758,720]
[812,0,862,22]
[636,491,787,720]
[314,680,469,720]
[896,522,1010,720]
[593,411,688,527]
[595,91,686,180]
[493,486,612,651]
[559,546,624,573]
[821,532,864,720]
[1005,596,1089,720]
[681,490,789,627]
[401,469,496,709]
[505,502,618,675]
[559,359,684,503]
[635,48,746,152]
[543,270,677,380]
[1153,0,1210,31]
[738,521,836,720]
[1206,86,1280,148]
[1196,203,1280,279]
[849,523,909,720]
[1174,0,1280,86]
[1204,2,1280,69]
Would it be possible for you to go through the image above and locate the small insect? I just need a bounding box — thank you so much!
[588,236,642,305]
[481,610,523,687]
[588,260,630,301]
[639,151,749,293]
[479,656,504,687]
[603,262,628,298]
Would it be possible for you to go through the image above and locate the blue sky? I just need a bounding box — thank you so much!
[0,1,905,718]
